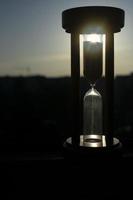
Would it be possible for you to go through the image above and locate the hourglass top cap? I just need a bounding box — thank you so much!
[62,6,125,34]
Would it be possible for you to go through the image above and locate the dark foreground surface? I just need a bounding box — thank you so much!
[1,147,133,200]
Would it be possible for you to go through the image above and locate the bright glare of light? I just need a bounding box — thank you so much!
[84,34,102,43]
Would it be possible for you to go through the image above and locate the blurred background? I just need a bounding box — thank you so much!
[1,0,133,77]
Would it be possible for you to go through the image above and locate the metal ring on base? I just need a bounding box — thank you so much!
[66,135,120,148]
[63,135,122,159]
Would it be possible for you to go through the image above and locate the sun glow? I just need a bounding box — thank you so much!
[84,34,102,43]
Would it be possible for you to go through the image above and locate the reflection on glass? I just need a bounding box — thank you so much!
[82,135,103,147]
[81,135,106,147]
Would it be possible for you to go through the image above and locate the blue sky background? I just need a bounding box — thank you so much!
[0,0,133,77]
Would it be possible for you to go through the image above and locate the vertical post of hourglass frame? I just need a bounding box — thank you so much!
[105,32,114,145]
[71,32,80,146]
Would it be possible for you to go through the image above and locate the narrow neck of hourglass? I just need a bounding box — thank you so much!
[90,83,96,88]
[88,83,101,97]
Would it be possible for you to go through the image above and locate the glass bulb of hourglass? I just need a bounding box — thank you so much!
[83,34,103,84]
[83,34,103,146]
[83,84,103,145]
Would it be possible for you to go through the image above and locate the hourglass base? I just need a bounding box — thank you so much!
[63,135,122,159]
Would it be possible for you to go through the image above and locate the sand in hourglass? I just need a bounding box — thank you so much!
[83,87,103,143]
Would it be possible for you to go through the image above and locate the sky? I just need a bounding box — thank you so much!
[0,0,133,77]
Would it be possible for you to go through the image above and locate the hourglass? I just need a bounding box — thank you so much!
[83,34,103,147]
[62,6,125,151]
